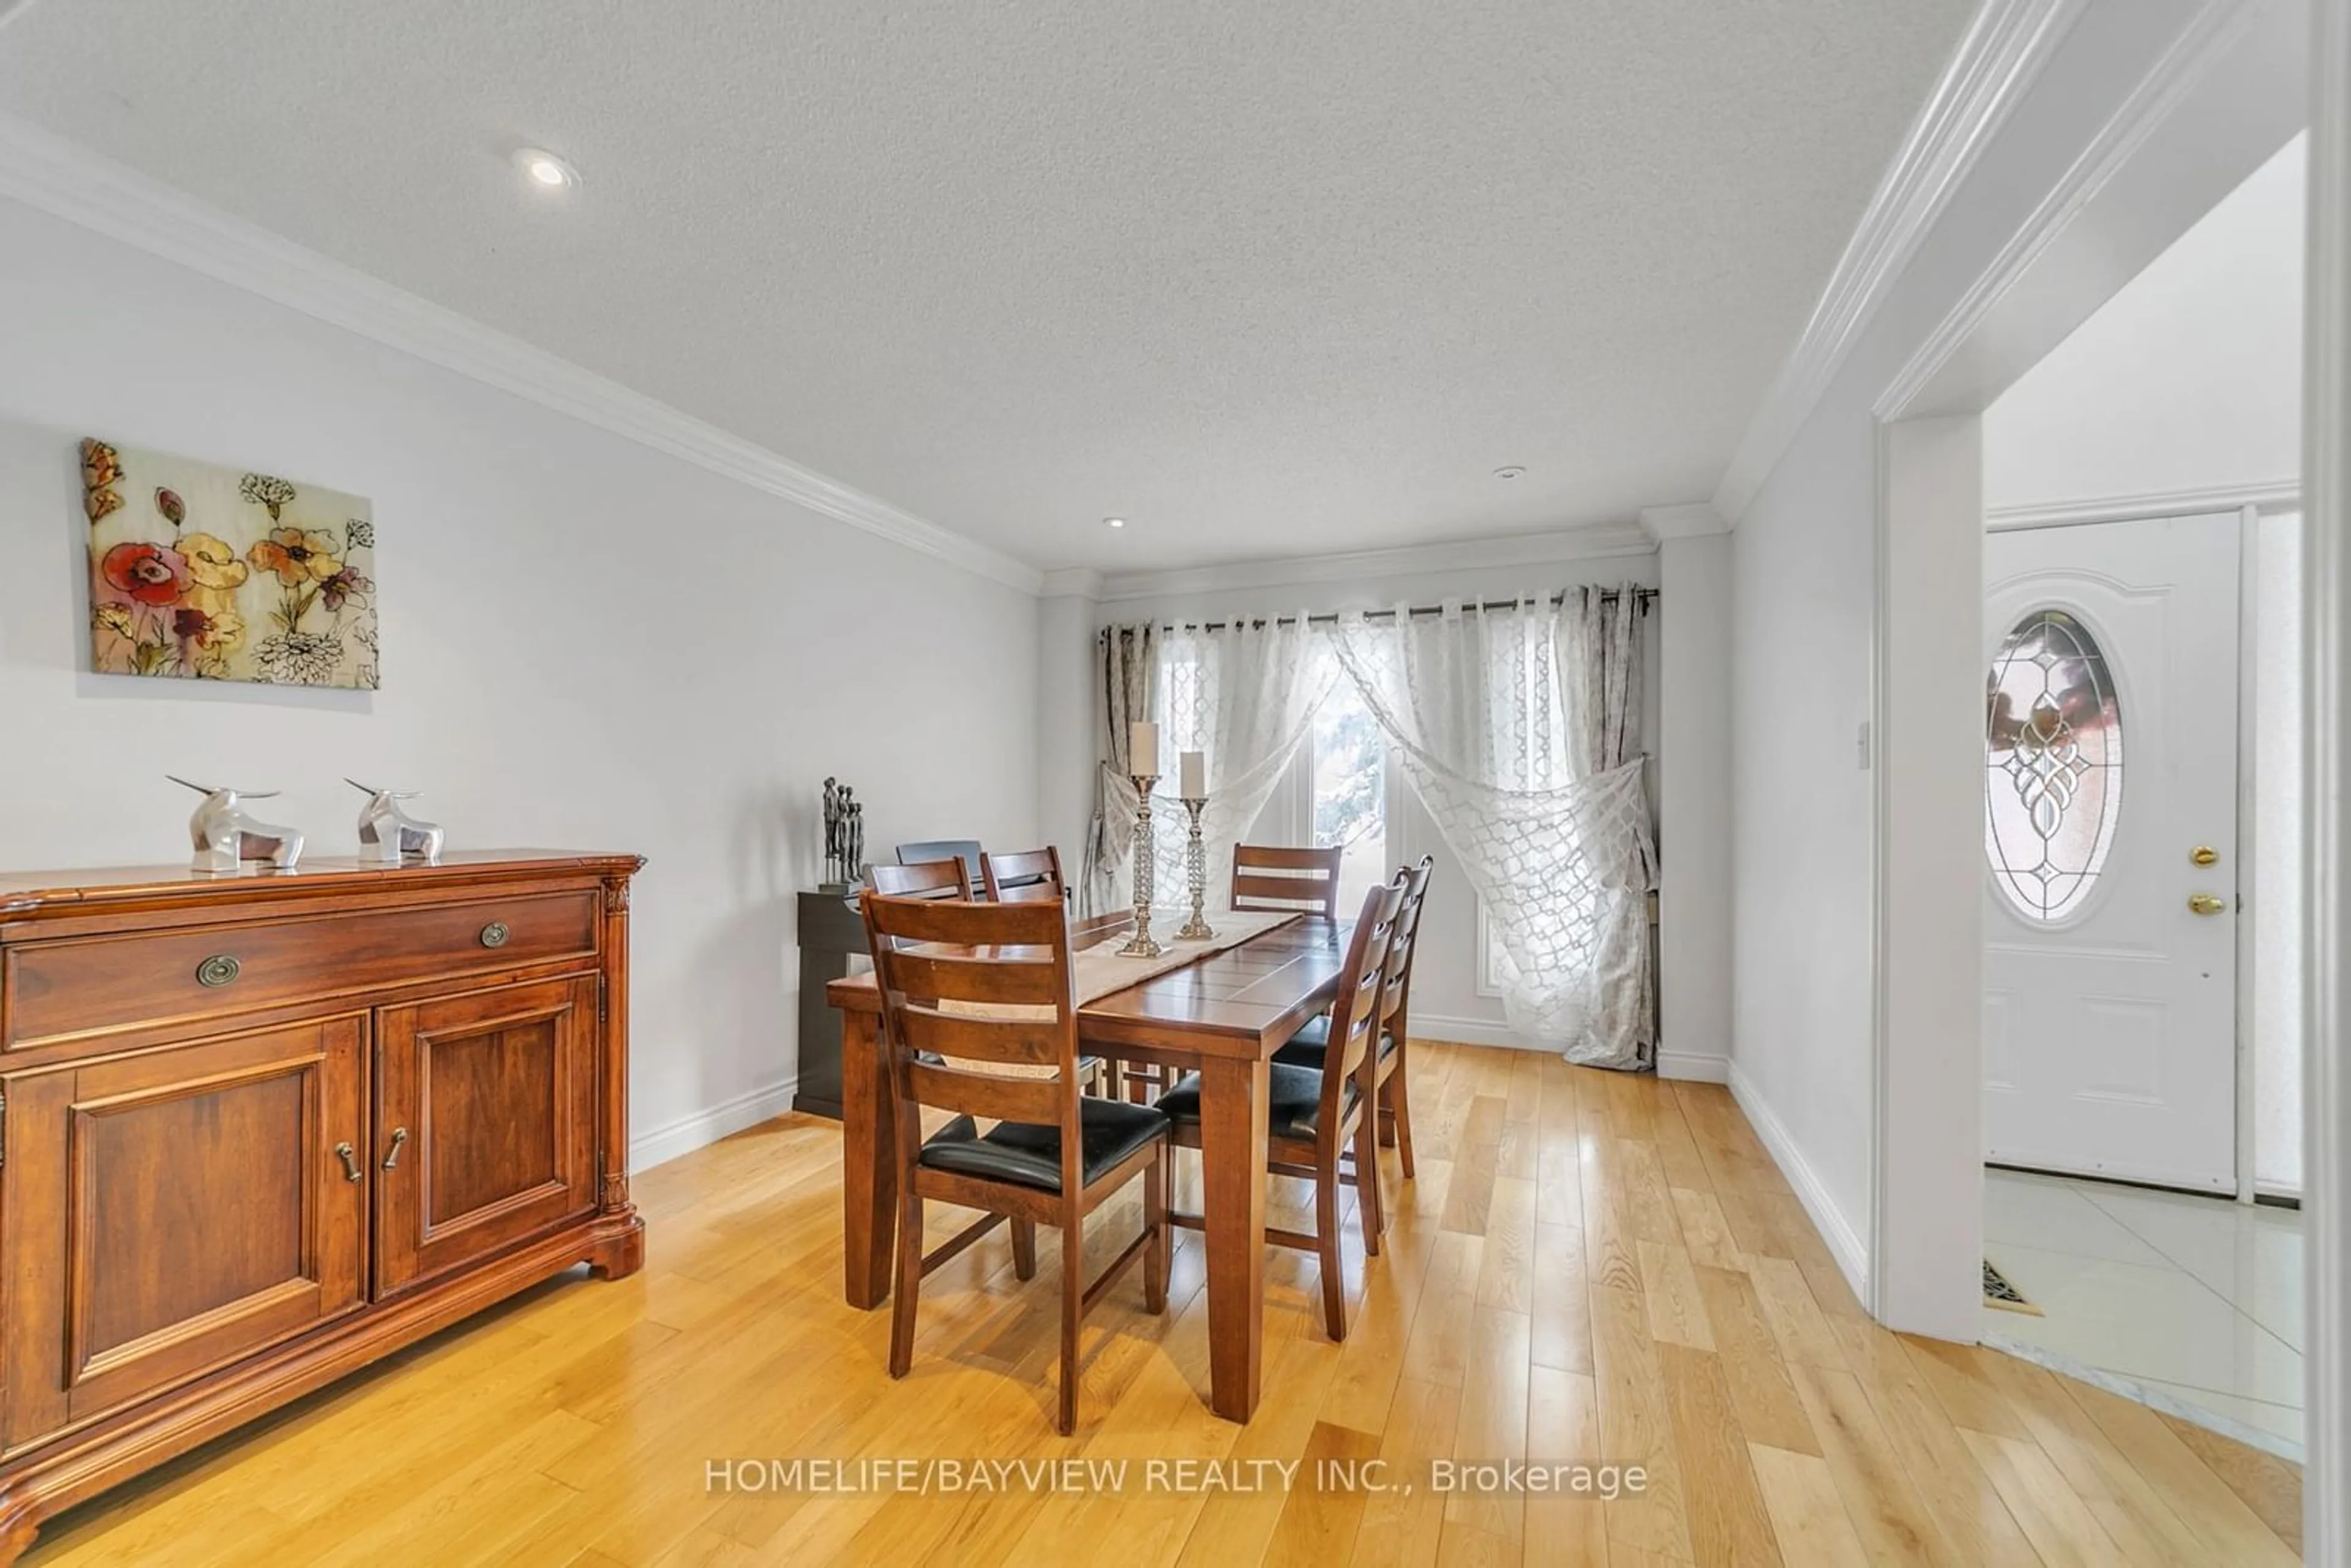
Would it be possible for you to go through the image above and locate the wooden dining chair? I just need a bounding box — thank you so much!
[867,858,968,899]
[1230,843,1347,920]
[867,857,1111,1098]
[863,890,1172,1433]
[1277,855,1434,1193]
[1157,871,1408,1341]
[894,839,984,897]
[981,846,1064,903]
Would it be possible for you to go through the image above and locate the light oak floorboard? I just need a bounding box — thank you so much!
[15,1043,2297,1568]
[1748,1442,1872,1568]
[1693,1264,1820,1459]
[2157,1409,2303,1556]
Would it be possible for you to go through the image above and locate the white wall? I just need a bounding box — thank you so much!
[1984,134,2306,512]
[1877,415,1987,1340]
[1063,539,1719,1065]
[0,197,1041,1167]
[1035,586,1099,878]
[1656,533,1734,1078]
[1727,0,2276,1315]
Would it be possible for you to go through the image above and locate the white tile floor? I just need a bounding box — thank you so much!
[1982,1167,2306,1456]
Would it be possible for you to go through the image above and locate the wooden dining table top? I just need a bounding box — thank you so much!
[823,913,1351,1056]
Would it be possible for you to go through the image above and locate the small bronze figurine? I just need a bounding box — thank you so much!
[821,777,866,888]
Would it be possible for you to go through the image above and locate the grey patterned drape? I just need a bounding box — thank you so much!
[1556,585,1658,1068]
[1081,622,1157,915]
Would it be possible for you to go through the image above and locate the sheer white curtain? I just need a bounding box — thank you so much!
[1088,615,1332,913]
[1155,616,1335,902]
[1330,592,1655,1067]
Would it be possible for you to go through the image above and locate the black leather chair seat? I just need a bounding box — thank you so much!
[919,1097,1168,1192]
[1270,1013,1397,1070]
[1155,1060,1357,1140]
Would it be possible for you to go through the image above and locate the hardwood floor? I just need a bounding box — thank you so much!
[23,1044,2301,1566]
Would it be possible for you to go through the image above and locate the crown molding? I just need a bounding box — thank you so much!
[1092,521,1655,603]
[1036,567,1104,599]
[1638,502,1729,543]
[1875,0,2276,422]
[0,113,1046,596]
[1985,477,2300,531]
[1709,0,2088,526]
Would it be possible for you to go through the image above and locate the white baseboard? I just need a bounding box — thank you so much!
[1412,1014,1553,1052]
[630,1077,798,1172]
[1727,1060,1872,1304]
[1414,1017,1729,1084]
[1657,1050,1731,1083]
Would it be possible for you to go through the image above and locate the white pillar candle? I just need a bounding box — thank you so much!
[1179,750,1206,798]
[1128,721,1159,775]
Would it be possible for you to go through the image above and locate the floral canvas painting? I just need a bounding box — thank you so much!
[82,439,377,688]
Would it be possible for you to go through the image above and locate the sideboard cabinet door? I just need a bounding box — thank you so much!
[1,1018,370,1449]
[372,975,600,1296]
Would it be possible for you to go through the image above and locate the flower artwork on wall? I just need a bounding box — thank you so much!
[81,440,378,688]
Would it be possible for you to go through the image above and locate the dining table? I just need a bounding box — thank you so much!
[826,910,1349,1423]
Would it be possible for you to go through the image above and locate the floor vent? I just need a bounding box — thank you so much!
[1982,1259,2042,1316]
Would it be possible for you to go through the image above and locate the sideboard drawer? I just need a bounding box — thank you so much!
[3,891,599,1048]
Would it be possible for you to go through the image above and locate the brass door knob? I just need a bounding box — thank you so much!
[2188,893,2228,915]
[2190,846,2219,866]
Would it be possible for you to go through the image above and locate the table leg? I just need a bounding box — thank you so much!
[841,1009,896,1308]
[1197,1054,1269,1422]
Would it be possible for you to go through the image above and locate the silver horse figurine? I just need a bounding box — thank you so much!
[348,779,444,864]
[168,776,305,873]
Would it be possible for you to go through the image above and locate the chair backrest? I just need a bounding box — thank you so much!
[1314,872,1409,1135]
[868,858,969,901]
[981,846,1064,904]
[862,891,1083,1175]
[895,839,984,896]
[1379,855,1437,1026]
[1231,843,1347,919]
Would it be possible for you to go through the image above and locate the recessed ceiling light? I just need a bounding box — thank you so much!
[513,148,580,192]
[1103,516,1126,529]
[1493,465,1526,481]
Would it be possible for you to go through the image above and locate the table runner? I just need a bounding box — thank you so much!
[1067,908,1299,1005]
[928,909,1303,1075]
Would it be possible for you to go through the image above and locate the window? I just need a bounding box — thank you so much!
[1308,669,1387,915]
[1985,608,2124,922]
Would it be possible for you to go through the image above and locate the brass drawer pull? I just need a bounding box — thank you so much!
[334,1141,362,1183]
[382,1126,408,1171]
[195,954,242,988]
[479,921,510,948]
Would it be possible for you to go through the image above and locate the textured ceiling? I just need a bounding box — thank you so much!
[0,0,1973,573]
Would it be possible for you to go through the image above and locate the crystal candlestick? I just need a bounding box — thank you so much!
[1176,797,1213,940]
[1116,774,1164,958]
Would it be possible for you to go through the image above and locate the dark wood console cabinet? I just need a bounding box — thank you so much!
[793,887,866,1120]
[0,850,643,1560]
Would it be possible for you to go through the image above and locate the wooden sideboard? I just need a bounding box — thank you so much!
[0,850,644,1560]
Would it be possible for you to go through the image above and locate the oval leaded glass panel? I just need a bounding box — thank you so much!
[1985,609,2123,921]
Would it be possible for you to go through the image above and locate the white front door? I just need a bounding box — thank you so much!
[1982,512,2240,1191]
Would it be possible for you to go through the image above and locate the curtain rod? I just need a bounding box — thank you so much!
[1099,587,1657,636]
